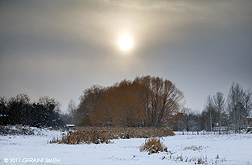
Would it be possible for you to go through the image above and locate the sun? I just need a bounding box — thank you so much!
[118,35,134,52]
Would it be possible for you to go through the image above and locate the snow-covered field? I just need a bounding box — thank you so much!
[0,128,251,165]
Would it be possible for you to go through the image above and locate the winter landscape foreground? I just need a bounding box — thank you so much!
[0,128,252,165]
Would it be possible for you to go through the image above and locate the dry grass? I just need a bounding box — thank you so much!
[168,154,226,164]
[140,138,168,155]
[50,127,174,144]
[50,130,111,144]
[184,145,203,151]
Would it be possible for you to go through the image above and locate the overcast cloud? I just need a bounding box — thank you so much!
[1,0,252,112]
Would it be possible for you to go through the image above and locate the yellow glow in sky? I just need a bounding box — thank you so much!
[118,35,134,52]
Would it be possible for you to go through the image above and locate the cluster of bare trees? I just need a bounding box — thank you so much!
[201,83,252,132]
[72,77,251,131]
[74,76,184,127]
[201,92,226,131]
[0,94,65,127]
[162,83,252,132]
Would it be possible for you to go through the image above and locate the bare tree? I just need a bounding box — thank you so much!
[66,99,77,124]
[213,92,225,127]
[134,76,184,127]
[227,83,251,131]
[243,90,252,125]
[68,100,76,118]
[203,95,219,131]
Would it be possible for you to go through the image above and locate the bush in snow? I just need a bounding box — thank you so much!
[140,138,168,155]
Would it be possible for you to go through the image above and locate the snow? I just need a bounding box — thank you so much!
[0,128,252,165]
[0,114,8,117]
[66,124,75,127]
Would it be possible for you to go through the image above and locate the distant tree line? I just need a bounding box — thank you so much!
[72,77,251,131]
[0,94,65,127]
[2,76,251,131]
[168,83,252,132]
[74,76,185,127]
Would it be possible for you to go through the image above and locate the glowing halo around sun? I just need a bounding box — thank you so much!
[117,35,134,52]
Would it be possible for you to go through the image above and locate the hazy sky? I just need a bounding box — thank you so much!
[1,0,252,113]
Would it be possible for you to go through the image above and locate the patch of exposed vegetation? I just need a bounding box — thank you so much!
[140,138,168,155]
[164,154,226,164]
[184,145,203,151]
[50,127,174,144]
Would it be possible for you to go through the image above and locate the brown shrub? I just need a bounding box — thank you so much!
[50,127,174,144]
[140,138,168,155]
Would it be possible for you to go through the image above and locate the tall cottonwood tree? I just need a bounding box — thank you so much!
[134,76,184,127]
[66,99,77,123]
[243,90,252,121]
[76,76,184,127]
[68,100,76,116]
[203,95,219,131]
[227,83,252,131]
[86,81,146,127]
[213,92,225,127]
[75,85,104,126]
